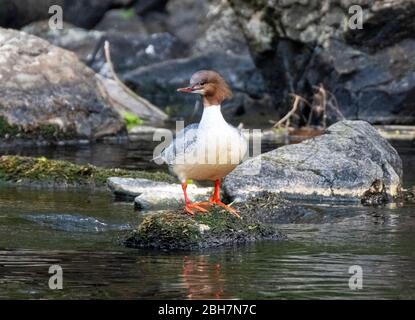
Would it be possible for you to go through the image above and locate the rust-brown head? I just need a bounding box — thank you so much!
[177,70,232,106]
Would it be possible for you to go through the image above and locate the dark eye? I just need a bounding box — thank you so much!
[199,81,206,86]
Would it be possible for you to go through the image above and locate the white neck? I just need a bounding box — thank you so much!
[199,105,227,128]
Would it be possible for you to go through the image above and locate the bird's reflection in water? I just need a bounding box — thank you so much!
[181,255,225,300]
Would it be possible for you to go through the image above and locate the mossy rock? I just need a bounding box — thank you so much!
[0,116,79,141]
[0,155,175,188]
[124,205,285,250]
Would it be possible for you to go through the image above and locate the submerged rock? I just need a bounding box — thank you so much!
[124,206,285,251]
[0,28,124,142]
[223,120,403,202]
[24,213,131,233]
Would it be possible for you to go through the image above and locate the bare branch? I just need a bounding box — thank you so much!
[273,94,302,128]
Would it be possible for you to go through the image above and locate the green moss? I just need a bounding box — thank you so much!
[123,112,144,130]
[131,213,201,249]
[120,8,135,19]
[0,116,77,140]
[0,155,175,187]
[124,206,283,250]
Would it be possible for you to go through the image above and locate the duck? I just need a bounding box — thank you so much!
[159,70,248,217]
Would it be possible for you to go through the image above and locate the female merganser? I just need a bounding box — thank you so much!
[160,70,248,217]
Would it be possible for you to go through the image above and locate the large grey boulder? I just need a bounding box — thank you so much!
[0,28,124,141]
[223,121,403,202]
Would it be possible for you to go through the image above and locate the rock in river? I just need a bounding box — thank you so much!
[108,178,323,250]
[124,208,284,251]
[107,177,211,209]
[223,120,403,203]
[0,28,124,142]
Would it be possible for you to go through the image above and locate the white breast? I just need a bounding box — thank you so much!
[170,105,247,181]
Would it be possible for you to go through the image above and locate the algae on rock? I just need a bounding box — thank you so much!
[124,203,286,251]
[0,155,175,188]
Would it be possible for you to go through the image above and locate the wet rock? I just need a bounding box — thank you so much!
[124,206,284,250]
[0,28,124,141]
[107,177,319,225]
[124,52,275,125]
[223,120,403,202]
[107,177,211,209]
[229,0,415,124]
[24,213,131,232]
[234,192,321,224]
[361,179,389,206]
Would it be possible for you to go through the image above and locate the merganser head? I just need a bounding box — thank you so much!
[177,70,232,106]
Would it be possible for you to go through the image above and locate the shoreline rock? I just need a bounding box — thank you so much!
[0,155,174,189]
[0,28,125,142]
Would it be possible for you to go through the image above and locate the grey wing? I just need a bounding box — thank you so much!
[159,123,199,165]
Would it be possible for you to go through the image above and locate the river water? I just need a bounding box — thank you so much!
[0,139,414,299]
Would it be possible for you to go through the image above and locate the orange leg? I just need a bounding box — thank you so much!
[182,182,208,215]
[208,180,241,218]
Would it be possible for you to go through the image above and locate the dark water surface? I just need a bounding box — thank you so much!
[0,139,415,299]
